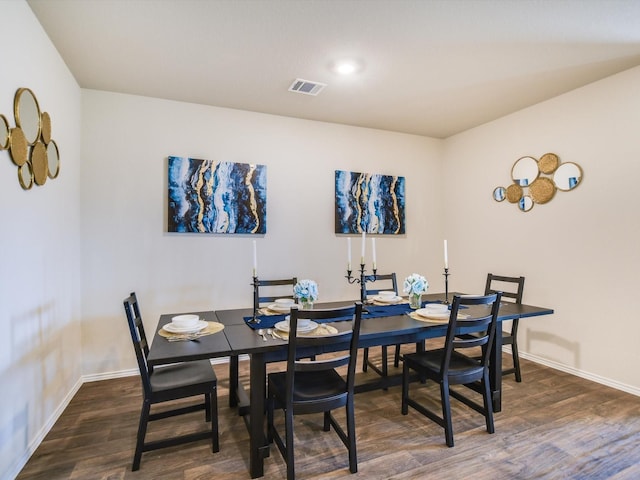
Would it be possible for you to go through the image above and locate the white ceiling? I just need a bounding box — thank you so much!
[27,0,640,138]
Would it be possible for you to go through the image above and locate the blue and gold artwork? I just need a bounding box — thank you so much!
[335,170,405,234]
[168,156,266,234]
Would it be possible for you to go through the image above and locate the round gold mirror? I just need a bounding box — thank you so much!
[518,195,534,212]
[14,88,41,145]
[47,140,60,179]
[529,177,556,204]
[0,114,9,150]
[18,162,34,190]
[553,162,582,191]
[492,186,506,202]
[511,156,539,187]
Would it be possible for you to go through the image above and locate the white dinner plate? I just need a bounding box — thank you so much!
[267,303,297,313]
[372,295,403,304]
[163,320,208,334]
[274,320,318,333]
[414,309,451,321]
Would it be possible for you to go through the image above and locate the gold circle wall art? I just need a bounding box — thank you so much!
[2,88,61,190]
[493,152,582,212]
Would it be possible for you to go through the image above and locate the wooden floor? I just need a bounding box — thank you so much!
[17,346,640,480]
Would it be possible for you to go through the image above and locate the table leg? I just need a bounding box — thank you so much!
[250,352,268,478]
[490,327,503,412]
[229,354,239,407]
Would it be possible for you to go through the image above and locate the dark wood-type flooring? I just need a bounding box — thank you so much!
[17,344,640,480]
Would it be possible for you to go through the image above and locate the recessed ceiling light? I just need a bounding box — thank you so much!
[333,60,361,75]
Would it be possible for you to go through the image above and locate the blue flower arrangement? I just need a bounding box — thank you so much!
[293,279,319,302]
[403,273,428,295]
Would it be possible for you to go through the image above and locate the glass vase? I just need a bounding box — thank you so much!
[300,300,314,310]
[409,293,422,309]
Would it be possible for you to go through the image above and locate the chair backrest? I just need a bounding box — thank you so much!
[484,273,525,304]
[254,277,298,309]
[285,303,364,412]
[123,292,152,397]
[441,293,502,382]
[363,272,398,300]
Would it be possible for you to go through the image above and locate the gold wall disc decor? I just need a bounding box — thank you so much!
[529,177,555,204]
[41,111,51,144]
[495,152,582,212]
[4,88,61,190]
[506,183,523,203]
[0,114,9,150]
[31,141,48,186]
[538,153,559,174]
[9,127,28,166]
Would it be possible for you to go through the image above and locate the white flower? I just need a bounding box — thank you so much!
[403,273,428,295]
[293,279,319,302]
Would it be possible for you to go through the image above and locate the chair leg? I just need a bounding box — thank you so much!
[362,347,369,372]
[440,381,454,447]
[323,411,331,432]
[401,360,409,415]
[512,339,522,382]
[482,373,495,434]
[211,391,220,453]
[285,408,295,480]
[132,400,151,471]
[346,399,358,473]
[394,344,401,367]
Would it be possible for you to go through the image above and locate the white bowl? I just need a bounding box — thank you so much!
[275,298,295,306]
[422,304,448,313]
[171,314,199,328]
[378,291,396,298]
[286,317,311,328]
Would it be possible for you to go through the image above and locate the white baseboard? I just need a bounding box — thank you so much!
[503,346,640,397]
[6,376,83,480]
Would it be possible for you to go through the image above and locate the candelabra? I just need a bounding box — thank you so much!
[249,276,261,324]
[443,268,450,305]
[345,264,378,303]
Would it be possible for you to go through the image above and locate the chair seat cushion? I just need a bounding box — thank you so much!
[150,360,217,392]
[269,369,347,402]
[404,349,484,383]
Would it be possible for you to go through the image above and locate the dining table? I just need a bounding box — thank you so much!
[147,292,553,479]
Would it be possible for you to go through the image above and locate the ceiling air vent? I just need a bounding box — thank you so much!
[288,78,327,96]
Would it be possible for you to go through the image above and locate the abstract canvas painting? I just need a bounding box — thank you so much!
[335,170,405,234]
[168,156,267,234]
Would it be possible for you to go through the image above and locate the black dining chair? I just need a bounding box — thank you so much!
[267,303,363,480]
[361,273,402,378]
[401,293,501,447]
[253,276,298,311]
[123,292,219,471]
[485,273,525,382]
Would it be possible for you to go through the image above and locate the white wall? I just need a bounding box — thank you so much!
[80,90,444,375]
[443,66,640,392]
[0,2,82,479]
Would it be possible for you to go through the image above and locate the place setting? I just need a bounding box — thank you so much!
[408,303,468,324]
[158,314,225,341]
[369,290,407,306]
[260,298,298,315]
[269,316,340,340]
